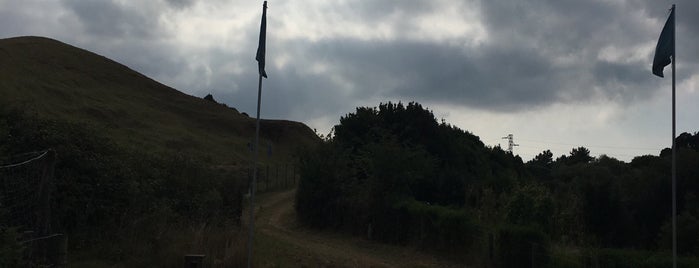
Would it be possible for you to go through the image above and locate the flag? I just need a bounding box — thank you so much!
[256,1,268,78]
[652,6,674,78]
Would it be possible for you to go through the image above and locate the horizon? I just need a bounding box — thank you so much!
[2,1,698,161]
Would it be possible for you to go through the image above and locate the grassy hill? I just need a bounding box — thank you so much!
[0,36,318,166]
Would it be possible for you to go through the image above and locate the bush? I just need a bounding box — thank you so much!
[505,183,554,230]
[0,227,25,267]
[658,212,699,256]
[393,198,480,250]
[0,108,243,249]
[496,224,549,268]
[295,141,349,229]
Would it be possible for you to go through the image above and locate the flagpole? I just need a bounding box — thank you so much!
[671,4,677,268]
[248,1,268,266]
[247,73,262,268]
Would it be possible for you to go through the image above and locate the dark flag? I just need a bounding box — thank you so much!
[256,1,268,78]
[652,7,674,77]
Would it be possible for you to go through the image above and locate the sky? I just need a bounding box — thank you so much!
[1,0,697,161]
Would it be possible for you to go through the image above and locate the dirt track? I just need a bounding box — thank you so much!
[250,189,465,268]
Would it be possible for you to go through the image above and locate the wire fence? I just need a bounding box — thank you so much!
[0,149,66,266]
[247,163,298,193]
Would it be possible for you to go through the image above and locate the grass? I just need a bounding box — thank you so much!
[0,35,320,266]
[546,244,699,268]
[67,220,341,268]
[69,223,248,268]
[0,36,318,166]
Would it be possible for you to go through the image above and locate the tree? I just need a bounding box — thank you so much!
[566,147,593,165]
[530,150,554,167]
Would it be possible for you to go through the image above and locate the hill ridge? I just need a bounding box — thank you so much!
[0,36,318,165]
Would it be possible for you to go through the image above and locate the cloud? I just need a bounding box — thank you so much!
[165,0,197,9]
[261,37,653,114]
[62,0,170,39]
[4,0,699,160]
[271,0,696,114]
[190,0,699,125]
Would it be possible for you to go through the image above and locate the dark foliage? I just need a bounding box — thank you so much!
[583,248,699,268]
[496,224,549,268]
[0,108,243,245]
[297,101,699,263]
[297,102,514,250]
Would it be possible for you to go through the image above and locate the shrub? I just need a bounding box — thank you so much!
[0,227,25,267]
[0,108,243,248]
[393,198,480,250]
[496,224,549,268]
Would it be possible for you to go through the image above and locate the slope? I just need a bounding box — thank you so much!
[0,36,318,165]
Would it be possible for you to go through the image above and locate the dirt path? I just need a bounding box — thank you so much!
[250,189,466,268]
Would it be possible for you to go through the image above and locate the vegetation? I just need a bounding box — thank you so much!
[0,107,244,265]
[3,35,698,266]
[297,101,699,267]
[0,36,318,265]
[0,36,317,166]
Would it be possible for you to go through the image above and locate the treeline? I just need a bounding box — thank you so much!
[525,135,699,253]
[0,108,243,263]
[296,102,699,267]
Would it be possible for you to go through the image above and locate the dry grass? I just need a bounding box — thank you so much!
[186,224,249,267]
[0,36,319,166]
[69,222,249,268]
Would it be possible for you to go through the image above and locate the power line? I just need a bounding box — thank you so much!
[485,137,660,152]
[517,138,660,151]
[517,144,657,159]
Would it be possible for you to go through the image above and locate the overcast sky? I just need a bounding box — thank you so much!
[2,0,697,161]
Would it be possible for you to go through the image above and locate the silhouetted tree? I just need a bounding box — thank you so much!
[296,102,699,255]
[560,147,593,165]
[531,150,554,167]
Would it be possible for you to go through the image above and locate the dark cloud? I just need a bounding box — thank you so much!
[635,1,699,66]
[341,0,437,22]
[165,0,197,9]
[0,4,38,37]
[5,0,699,124]
[0,1,70,39]
[267,37,655,113]
[297,0,436,26]
[63,0,168,39]
[204,0,697,119]
[249,0,698,115]
[202,48,357,122]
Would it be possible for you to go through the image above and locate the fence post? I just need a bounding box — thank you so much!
[530,242,535,268]
[247,168,251,194]
[284,164,288,188]
[488,233,494,267]
[265,165,270,191]
[38,149,56,235]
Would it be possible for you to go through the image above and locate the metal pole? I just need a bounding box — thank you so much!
[247,74,263,268]
[671,5,677,268]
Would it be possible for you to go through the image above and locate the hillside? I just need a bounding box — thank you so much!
[0,36,318,165]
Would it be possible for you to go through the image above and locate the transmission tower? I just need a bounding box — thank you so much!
[502,134,519,154]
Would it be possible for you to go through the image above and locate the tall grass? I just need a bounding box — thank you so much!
[71,220,248,267]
